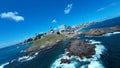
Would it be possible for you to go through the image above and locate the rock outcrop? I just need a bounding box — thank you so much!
[60,39,96,64]
[83,26,120,36]
[60,59,70,64]
[66,39,96,58]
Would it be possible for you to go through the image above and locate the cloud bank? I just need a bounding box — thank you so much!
[0,11,24,22]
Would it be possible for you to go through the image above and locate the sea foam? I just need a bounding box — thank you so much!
[51,40,106,68]
[0,62,9,68]
[51,54,78,68]
[18,52,38,62]
[103,32,120,36]
[88,60,104,68]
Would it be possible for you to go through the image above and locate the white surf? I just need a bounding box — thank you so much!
[51,40,106,68]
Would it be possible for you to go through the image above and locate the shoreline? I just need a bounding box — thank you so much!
[4,38,71,67]
[26,39,64,56]
[24,33,79,57]
[82,26,120,36]
[23,26,120,60]
[4,25,120,67]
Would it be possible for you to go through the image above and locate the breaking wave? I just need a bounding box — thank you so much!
[18,52,38,62]
[0,62,9,68]
[51,40,106,68]
[103,32,120,36]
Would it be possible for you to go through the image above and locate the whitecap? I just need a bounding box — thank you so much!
[51,40,106,68]
[51,54,79,68]
[89,40,101,44]
[18,52,39,62]
[0,62,9,68]
[103,32,120,36]
[88,61,104,68]
[35,52,39,56]
[18,56,35,62]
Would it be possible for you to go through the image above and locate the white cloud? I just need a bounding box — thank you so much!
[0,11,24,22]
[64,3,73,14]
[52,19,57,23]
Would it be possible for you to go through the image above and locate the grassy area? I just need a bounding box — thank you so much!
[31,34,67,47]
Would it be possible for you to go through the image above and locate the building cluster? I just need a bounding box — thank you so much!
[23,22,98,44]
[47,22,95,35]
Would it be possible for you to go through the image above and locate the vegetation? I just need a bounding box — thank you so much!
[24,38,33,43]
[34,33,44,41]
[23,33,45,44]
[31,34,67,47]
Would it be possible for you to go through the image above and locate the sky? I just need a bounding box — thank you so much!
[0,0,120,48]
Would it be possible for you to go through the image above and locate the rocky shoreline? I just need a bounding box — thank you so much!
[23,26,120,63]
[59,26,120,64]
[5,25,120,67]
[82,26,120,36]
[23,34,78,58]
[60,39,96,64]
[24,39,64,58]
[7,25,120,65]
[66,39,96,58]
[5,39,66,66]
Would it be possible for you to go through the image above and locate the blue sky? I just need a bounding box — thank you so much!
[0,0,120,48]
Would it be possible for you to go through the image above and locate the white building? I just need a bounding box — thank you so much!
[59,25,67,33]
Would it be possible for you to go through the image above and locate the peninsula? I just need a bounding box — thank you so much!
[23,24,120,59]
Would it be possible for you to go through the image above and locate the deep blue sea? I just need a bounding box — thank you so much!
[0,42,33,68]
[0,17,120,68]
[79,17,120,32]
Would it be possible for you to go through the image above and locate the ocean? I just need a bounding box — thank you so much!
[0,17,120,68]
[0,42,33,68]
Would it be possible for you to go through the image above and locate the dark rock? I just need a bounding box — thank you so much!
[66,39,96,58]
[83,26,120,36]
[60,59,70,64]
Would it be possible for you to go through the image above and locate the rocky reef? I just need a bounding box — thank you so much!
[66,39,96,58]
[60,39,96,64]
[83,26,120,36]
[60,59,71,64]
